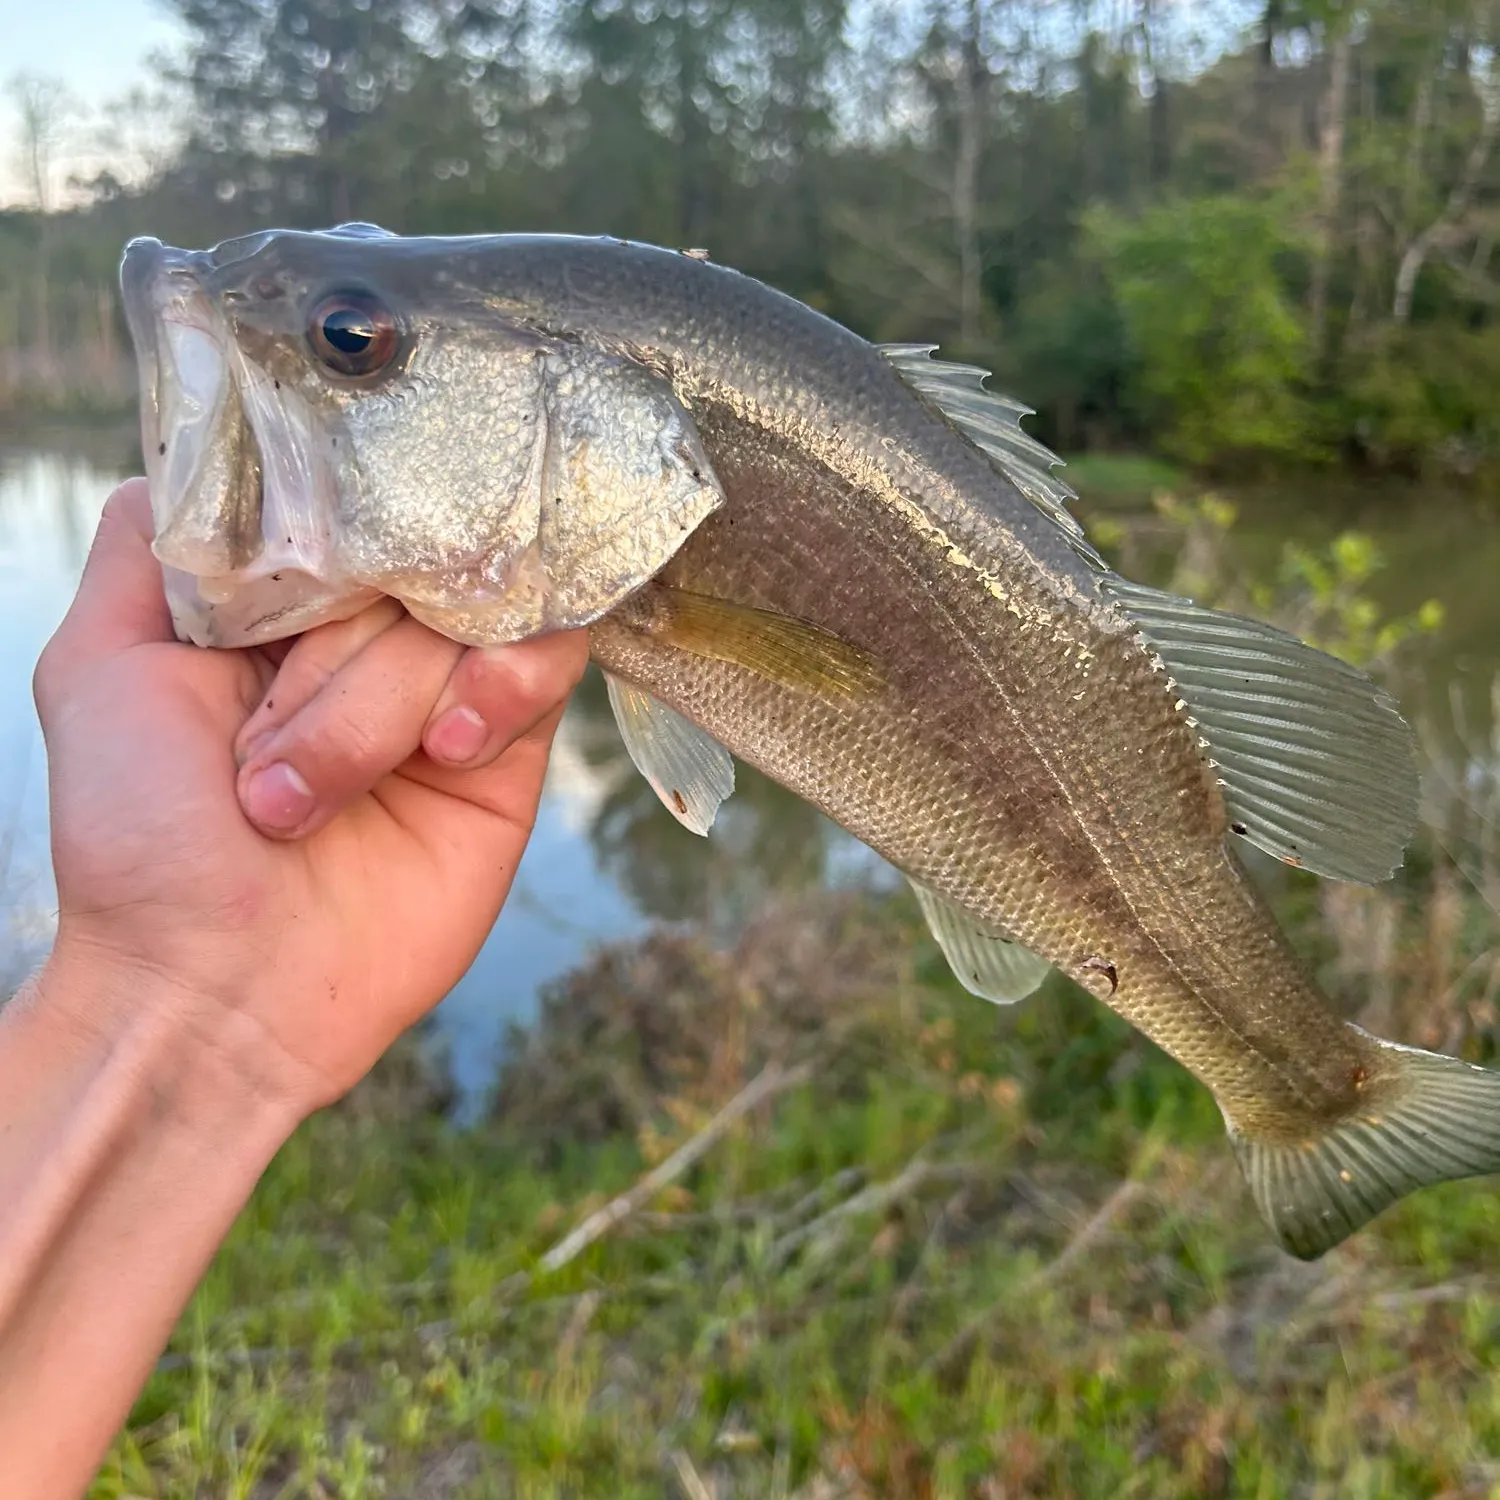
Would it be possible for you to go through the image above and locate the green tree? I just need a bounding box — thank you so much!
[1086,191,1316,466]
[557,0,845,290]
[168,0,532,223]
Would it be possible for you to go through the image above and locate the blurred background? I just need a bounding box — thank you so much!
[8,2,1500,1495]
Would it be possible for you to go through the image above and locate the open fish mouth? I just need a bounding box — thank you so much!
[120,236,381,648]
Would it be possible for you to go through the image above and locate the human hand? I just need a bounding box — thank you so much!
[32,477,589,1114]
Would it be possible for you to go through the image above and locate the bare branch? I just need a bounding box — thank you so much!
[5,73,74,212]
[767,1156,982,1270]
[1394,41,1500,322]
[924,1175,1149,1382]
[536,1060,814,1277]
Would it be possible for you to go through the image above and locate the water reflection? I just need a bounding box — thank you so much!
[0,443,122,988]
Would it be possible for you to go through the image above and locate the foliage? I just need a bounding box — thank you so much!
[12,0,1500,480]
[1084,193,1317,468]
[1340,323,1500,479]
[1251,530,1446,667]
[1093,487,1446,672]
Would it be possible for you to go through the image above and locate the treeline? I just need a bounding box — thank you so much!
[7,0,1500,484]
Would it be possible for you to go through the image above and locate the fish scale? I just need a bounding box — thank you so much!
[593,401,1359,1135]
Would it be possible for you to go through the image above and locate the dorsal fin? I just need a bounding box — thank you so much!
[327,221,397,239]
[1106,577,1419,884]
[879,343,1103,568]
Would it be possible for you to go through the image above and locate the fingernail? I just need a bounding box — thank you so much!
[427,704,490,764]
[242,761,314,831]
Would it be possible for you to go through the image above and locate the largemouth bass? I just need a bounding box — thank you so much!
[119,223,1500,1259]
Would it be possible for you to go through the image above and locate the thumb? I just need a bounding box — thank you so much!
[50,479,177,662]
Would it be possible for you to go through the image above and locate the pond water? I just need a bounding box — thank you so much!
[4,426,1499,1111]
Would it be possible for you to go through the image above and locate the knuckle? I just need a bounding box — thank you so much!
[464,648,525,704]
[292,702,398,786]
[272,653,338,714]
[465,646,557,723]
[98,478,152,538]
[274,600,405,698]
[31,637,66,721]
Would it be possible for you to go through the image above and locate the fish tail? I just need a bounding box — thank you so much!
[1225,1029,1500,1259]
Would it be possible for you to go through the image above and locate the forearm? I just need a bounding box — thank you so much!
[0,945,304,1498]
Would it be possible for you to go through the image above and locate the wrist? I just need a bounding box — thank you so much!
[0,941,306,1497]
[20,932,315,1142]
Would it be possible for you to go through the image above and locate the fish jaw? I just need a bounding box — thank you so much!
[119,235,385,648]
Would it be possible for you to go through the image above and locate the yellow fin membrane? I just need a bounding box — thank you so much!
[653,590,883,699]
[1228,1031,1500,1259]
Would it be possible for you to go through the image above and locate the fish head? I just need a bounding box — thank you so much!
[120,225,724,648]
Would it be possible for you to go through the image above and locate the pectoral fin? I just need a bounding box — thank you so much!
[647,590,884,700]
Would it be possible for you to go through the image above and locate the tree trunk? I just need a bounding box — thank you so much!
[953,0,987,346]
[1139,0,1171,186]
[1394,61,1500,323]
[97,284,117,372]
[676,14,708,248]
[1403,71,1434,225]
[1308,22,1351,363]
[1256,0,1282,135]
[32,222,54,393]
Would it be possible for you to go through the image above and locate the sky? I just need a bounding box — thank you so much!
[0,0,188,206]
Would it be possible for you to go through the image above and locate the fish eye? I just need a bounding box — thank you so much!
[307,290,399,378]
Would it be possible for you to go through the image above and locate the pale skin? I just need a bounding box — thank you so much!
[0,477,589,1498]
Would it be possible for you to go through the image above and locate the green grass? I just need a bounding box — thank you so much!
[90,894,1500,1500]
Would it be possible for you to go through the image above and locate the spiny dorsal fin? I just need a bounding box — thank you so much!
[908,878,1052,1004]
[879,343,1104,568]
[604,672,735,836]
[1106,576,1419,884]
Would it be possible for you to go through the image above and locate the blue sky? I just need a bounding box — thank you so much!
[0,0,187,205]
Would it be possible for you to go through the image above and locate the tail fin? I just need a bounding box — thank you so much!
[1227,1032,1500,1259]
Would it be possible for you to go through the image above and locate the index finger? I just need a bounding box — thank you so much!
[50,478,175,661]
